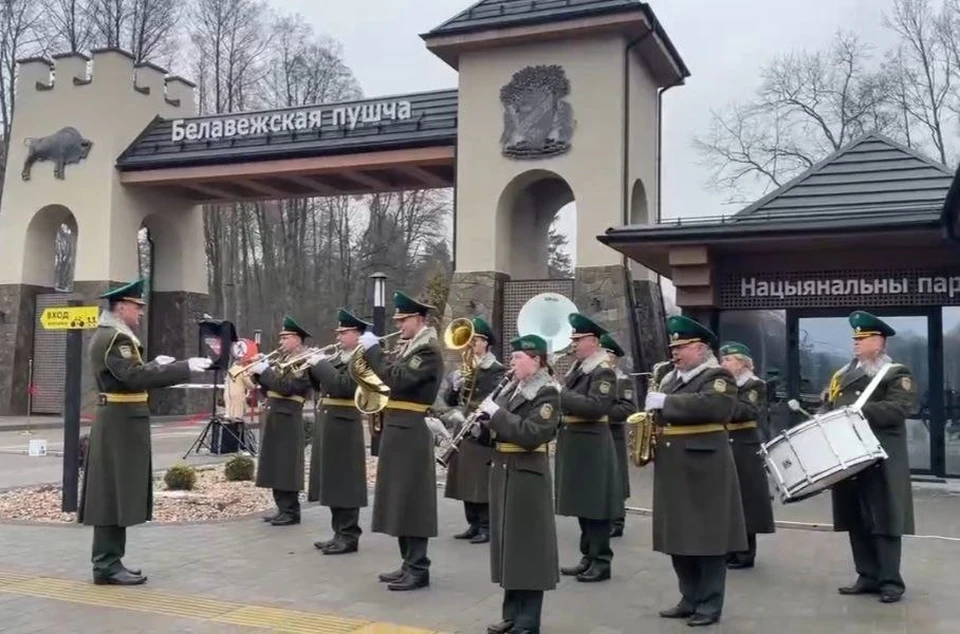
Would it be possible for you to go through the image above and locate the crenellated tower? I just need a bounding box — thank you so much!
[0,48,209,416]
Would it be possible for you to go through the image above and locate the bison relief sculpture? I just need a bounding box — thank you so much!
[21,126,93,181]
[499,65,576,160]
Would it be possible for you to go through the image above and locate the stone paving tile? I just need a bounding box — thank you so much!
[1,493,959,633]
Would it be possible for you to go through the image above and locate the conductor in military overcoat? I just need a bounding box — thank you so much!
[555,313,623,583]
[79,278,212,585]
[250,315,314,527]
[719,341,776,569]
[820,311,916,604]
[600,333,635,538]
[437,316,506,544]
[357,290,444,591]
[643,315,747,627]
[476,334,560,634]
[306,309,369,555]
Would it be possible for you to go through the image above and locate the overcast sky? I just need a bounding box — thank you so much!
[264,0,902,295]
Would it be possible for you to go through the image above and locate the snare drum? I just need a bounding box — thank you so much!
[760,406,887,504]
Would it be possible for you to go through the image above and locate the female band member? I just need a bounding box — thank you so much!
[476,334,561,634]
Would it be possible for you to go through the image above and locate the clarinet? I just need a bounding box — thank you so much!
[435,370,515,468]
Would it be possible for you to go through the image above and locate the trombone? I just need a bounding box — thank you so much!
[276,342,342,373]
[228,347,282,379]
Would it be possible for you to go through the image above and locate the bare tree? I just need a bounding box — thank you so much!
[87,0,181,63]
[694,30,897,202]
[42,0,94,53]
[0,0,42,198]
[885,0,952,164]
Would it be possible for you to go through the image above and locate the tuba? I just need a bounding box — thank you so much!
[626,360,674,467]
[347,331,403,414]
[444,317,477,408]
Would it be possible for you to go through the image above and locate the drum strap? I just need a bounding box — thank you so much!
[852,363,893,411]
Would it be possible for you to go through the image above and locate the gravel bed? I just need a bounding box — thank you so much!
[0,448,449,525]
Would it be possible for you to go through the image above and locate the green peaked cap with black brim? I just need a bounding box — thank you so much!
[472,316,495,344]
[393,290,436,318]
[666,315,717,348]
[511,334,547,354]
[279,314,310,339]
[599,333,625,357]
[100,278,146,306]
[849,310,896,338]
[335,308,372,333]
[719,341,751,358]
[568,312,607,339]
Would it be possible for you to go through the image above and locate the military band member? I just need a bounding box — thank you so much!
[439,317,506,544]
[719,342,776,569]
[556,313,623,583]
[600,333,634,538]
[475,334,560,634]
[644,315,746,627]
[358,291,444,591]
[79,279,212,585]
[250,315,314,526]
[822,311,915,604]
[306,309,369,555]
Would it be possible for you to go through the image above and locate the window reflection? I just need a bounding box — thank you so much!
[798,315,930,472]
[943,308,960,476]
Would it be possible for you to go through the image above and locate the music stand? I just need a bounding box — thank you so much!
[182,318,258,458]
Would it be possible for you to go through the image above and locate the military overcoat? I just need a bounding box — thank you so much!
[485,369,561,591]
[78,316,191,527]
[652,363,747,556]
[728,375,775,534]
[608,374,636,499]
[307,349,367,509]
[253,355,313,492]
[364,327,444,537]
[821,360,916,536]
[555,351,623,520]
[441,353,507,503]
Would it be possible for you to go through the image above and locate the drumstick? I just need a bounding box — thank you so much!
[787,399,814,419]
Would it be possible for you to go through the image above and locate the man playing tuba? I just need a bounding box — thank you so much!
[437,316,506,545]
[355,291,444,591]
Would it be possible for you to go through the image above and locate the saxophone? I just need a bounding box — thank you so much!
[626,360,674,467]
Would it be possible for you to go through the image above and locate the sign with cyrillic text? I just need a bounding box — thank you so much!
[720,270,960,309]
[170,100,413,142]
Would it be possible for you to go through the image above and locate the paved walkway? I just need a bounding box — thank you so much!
[2,490,959,633]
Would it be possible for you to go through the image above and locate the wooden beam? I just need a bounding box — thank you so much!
[237,179,289,198]
[119,145,456,185]
[399,165,450,188]
[282,175,344,195]
[182,182,236,200]
[342,170,391,189]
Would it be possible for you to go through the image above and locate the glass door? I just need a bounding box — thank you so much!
[795,312,932,474]
[942,308,960,476]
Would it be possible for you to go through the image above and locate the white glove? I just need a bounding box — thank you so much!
[249,360,270,375]
[645,392,666,410]
[306,352,325,366]
[359,331,379,350]
[450,370,463,391]
[425,416,450,443]
[447,409,465,428]
[479,396,499,417]
[153,355,175,366]
[188,357,213,373]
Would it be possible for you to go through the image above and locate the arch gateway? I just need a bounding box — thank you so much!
[0,0,687,415]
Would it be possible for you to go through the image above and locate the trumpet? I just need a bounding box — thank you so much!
[276,342,342,373]
[228,347,282,379]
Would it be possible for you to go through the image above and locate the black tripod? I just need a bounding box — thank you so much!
[182,368,258,458]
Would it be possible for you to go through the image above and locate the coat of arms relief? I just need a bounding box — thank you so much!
[499,65,576,159]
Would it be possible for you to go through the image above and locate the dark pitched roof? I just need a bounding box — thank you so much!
[116,89,457,170]
[426,0,641,36]
[423,0,689,79]
[939,162,960,241]
[732,133,954,221]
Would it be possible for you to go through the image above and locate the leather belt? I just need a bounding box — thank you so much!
[267,391,305,404]
[659,423,726,436]
[385,400,431,413]
[563,416,609,424]
[496,442,547,453]
[726,421,758,431]
[98,392,148,404]
[320,398,355,408]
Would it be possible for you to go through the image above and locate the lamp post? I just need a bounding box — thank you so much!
[371,272,387,336]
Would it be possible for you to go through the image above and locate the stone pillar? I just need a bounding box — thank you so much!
[0,284,50,415]
[442,271,508,367]
[147,290,211,416]
[631,277,670,370]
